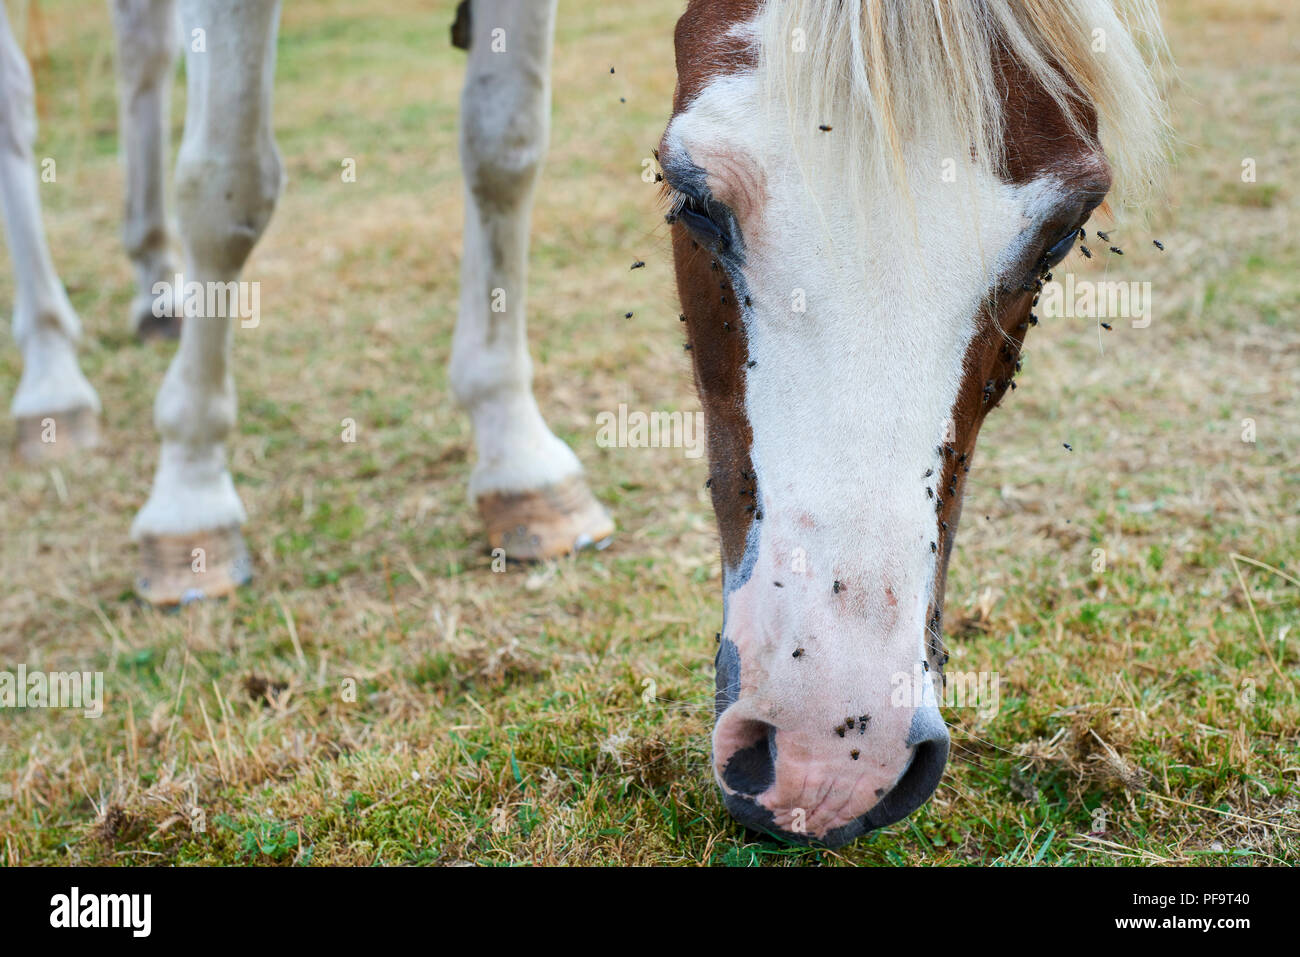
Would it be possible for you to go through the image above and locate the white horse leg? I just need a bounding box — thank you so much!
[0,2,100,460]
[110,0,181,339]
[131,0,281,604]
[453,0,613,559]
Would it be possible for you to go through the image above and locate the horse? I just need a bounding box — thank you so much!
[2,0,616,600]
[1,0,100,461]
[0,0,1167,848]
[1,0,181,464]
[661,0,1165,844]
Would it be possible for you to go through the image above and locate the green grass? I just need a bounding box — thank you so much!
[0,0,1297,865]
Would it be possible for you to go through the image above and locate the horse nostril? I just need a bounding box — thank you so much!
[864,730,950,830]
[720,720,777,796]
[714,710,948,847]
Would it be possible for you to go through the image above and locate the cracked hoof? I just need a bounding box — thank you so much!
[15,407,100,462]
[478,475,614,561]
[136,525,251,606]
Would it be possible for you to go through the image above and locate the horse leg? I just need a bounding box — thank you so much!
[453,0,613,560]
[0,2,100,461]
[110,0,181,339]
[131,0,281,604]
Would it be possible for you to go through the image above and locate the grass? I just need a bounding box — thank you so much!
[0,0,1297,865]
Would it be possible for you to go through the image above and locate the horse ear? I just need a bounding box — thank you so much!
[451,0,471,51]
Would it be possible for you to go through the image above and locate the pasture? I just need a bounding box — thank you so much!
[0,0,1297,865]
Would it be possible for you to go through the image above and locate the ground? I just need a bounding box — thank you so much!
[0,0,1296,865]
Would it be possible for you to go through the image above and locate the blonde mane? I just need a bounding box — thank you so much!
[757,0,1170,227]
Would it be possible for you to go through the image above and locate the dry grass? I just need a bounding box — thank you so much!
[0,0,1296,865]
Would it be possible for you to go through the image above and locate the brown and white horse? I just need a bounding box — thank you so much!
[1,0,1165,846]
[662,0,1165,843]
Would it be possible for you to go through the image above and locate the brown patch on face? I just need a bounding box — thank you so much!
[993,39,1108,187]
[674,238,753,572]
[924,38,1114,671]
[668,0,763,575]
[672,0,762,113]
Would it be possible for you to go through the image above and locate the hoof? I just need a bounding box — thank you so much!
[136,525,252,606]
[134,309,181,341]
[15,407,100,462]
[477,474,614,561]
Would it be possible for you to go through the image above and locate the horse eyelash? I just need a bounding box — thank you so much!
[660,182,688,217]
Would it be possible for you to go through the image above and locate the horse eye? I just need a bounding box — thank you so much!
[674,194,729,250]
[1040,225,1079,270]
